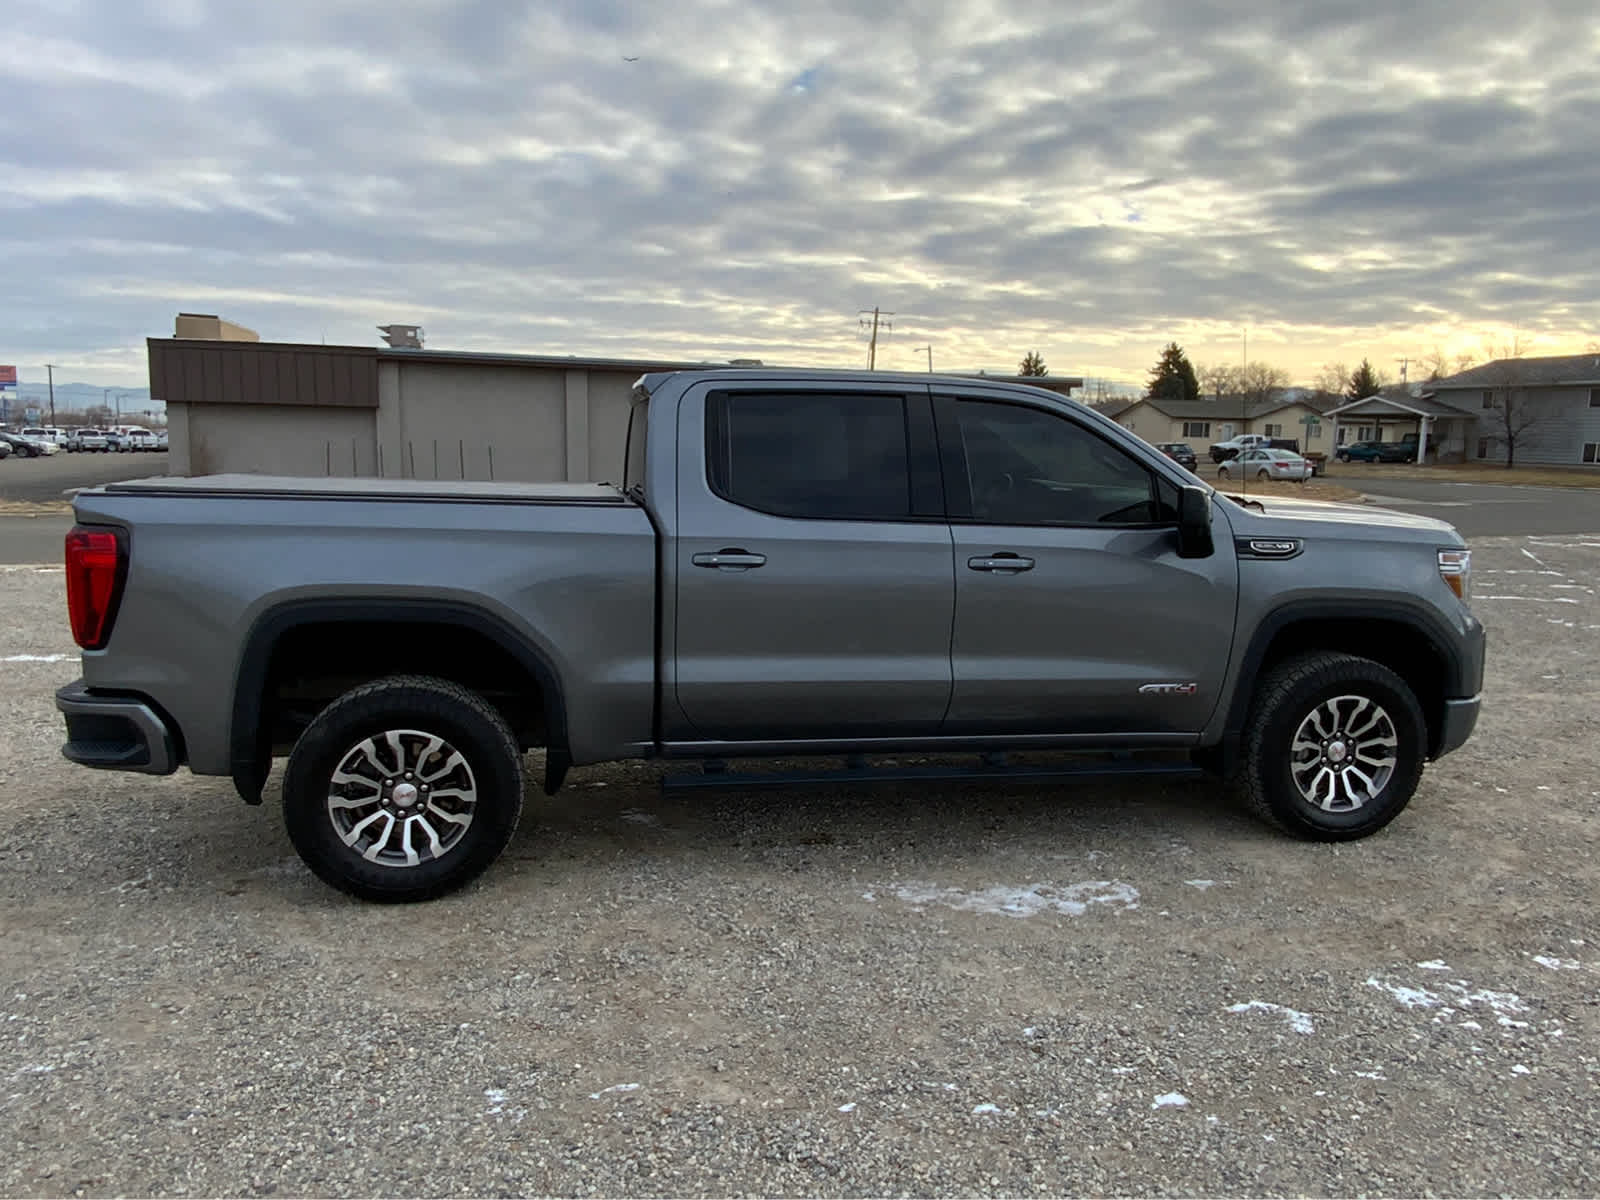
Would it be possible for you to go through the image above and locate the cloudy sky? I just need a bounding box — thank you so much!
[5,0,1599,390]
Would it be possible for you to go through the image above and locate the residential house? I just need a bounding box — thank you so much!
[1423,354,1600,467]
[1325,387,1478,463]
[1112,392,1340,453]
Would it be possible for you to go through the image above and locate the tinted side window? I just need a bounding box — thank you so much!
[707,392,912,520]
[953,400,1172,525]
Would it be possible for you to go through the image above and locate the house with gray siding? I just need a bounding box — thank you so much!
[1425,354,1600,467]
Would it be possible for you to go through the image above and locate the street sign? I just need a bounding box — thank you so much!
[0,365,16,390]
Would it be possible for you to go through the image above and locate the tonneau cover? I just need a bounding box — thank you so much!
[95,474,629,504]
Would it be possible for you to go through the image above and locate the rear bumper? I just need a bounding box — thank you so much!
[56,679,179,775]
[1434,695,1480,759]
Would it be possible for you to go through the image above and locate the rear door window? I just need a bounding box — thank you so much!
[706,391,913,520]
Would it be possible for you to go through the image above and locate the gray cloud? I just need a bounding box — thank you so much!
[2,0,1597,386]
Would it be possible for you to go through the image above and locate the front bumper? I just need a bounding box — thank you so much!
[56,679,179,775]
[1433,695,1481,759]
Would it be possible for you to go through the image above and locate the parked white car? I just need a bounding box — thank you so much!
[1216,448,1314,482]
[19,428,63,454]
[67,428,110,452]
[116,429,158,452]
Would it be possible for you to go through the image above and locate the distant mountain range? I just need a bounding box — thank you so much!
[2,380,163,422]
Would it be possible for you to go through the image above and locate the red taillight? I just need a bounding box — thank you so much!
[65,527,125,649]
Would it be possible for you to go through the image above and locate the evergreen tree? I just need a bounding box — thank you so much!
[1018,351,1048,377]
[1146,343,1200,404]
[1346,358,1382,401]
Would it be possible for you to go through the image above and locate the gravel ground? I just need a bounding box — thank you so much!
[2,534,1598,1197]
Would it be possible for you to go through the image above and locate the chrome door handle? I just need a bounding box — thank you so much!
[968,554,1035,573]
[692,549,767,570]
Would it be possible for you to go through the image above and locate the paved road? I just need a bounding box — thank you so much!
[0,449,169,504]
[1200,462,1600,537]
[1328,476,1600,537]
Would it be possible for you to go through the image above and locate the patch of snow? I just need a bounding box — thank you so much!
[1354,1071,1386,1080]
[484,1088,508,1113]
[617,809,658,825]
[1512,1064,1531,1075]
[1367,978,1443,1008]
[972,1102,1003,1115]
[1022,1026,1039,1038]
[1184,879,1216,890]
[0,653,74,663]
[1226,1000,1315,1035]
[838,1102,856,1113]
[1416,960,1450,971]
[1152,1092,1189,1109]
[589,1082,641,1099]
[885,879,1139,918]
[1458,1020,1482,1031]
[1369,977,1530,1024]
[1532,955,1580,970]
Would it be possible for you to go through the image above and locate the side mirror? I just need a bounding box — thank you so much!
[1177,485,1214,559]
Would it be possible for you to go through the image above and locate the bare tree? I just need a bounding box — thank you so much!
[1199,364,1236,401]
[1313,362,1351,396]
[1236,361,1290,407]
[1476,337,1545,469]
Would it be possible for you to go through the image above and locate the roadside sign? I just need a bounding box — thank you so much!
[0,365,16,390]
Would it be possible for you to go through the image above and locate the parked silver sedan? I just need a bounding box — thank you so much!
[1216,447,1315,482]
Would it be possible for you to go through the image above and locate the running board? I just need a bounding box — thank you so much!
[661,754,1205,792]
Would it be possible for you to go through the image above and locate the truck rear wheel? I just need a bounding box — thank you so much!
[282,675,524,902]
[1239,652,1426,840]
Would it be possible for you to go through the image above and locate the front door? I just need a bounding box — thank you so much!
[937,395,1238,736]
[671,384,954,742]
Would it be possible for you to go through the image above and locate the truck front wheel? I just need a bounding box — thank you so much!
[282,675,524,902]
[1239,652,1426,840]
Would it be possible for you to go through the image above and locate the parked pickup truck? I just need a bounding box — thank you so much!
[1209,433,1300,462]
[55,368,1484,902]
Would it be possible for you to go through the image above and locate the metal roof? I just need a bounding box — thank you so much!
[1328,390,1476,418]
[1429,354,1600,389]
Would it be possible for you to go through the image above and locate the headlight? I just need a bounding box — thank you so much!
[1438,548,1471,601]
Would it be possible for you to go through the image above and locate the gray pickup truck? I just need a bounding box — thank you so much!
[56,368,1484,901]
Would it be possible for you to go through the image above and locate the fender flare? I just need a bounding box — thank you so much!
[229,597,571,804]
[1222,597,1476,743]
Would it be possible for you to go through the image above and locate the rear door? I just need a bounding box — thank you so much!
[937,392,1238,736]
[670,382,954,742]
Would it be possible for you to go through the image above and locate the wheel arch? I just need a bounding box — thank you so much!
[1224,601,1472,761]
[230,598,571,805]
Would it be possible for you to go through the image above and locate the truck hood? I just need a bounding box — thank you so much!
[1218,490,1464,543]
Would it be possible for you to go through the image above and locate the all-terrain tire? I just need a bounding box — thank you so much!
[282,674,523,902]
[1239,651,1426,841]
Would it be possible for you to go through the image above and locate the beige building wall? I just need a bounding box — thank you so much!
[371,361,646,483]
[173,313,260,342]
[173,403,377,477]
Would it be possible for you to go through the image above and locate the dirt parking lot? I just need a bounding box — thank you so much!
[2,534,1598,1197]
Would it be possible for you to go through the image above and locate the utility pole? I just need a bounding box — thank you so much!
[1395,356,1409,385]
[1240,328,1248,499]
[911,345,932,372]
[46,364,56,425]
[858,308,893,370]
